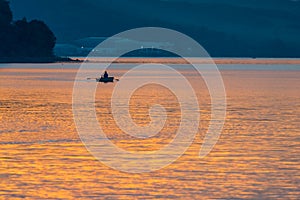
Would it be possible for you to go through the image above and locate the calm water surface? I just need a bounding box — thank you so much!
[0,64,299,199]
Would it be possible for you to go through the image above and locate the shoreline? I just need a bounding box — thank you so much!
[77,57,300,65]
[0,57,81,64]
[1,57,300,65]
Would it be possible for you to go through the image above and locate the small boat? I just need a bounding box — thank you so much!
[87,71,118,83]
[96,76,114,83]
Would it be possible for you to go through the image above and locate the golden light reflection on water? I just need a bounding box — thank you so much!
[0,65,300,199]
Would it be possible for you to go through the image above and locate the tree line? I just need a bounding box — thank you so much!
[0,0,56,62]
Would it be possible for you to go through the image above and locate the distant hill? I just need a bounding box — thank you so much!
[10,0,300,57]
[54,37,176,57]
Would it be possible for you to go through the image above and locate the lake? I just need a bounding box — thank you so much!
[0,62,299,199]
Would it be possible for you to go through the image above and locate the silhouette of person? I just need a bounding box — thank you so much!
[104,71,108,78]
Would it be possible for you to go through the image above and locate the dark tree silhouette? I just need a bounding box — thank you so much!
[0,0,13,57]
[0,0,12,26]
[0,0,57,62]
[14,18,56,57]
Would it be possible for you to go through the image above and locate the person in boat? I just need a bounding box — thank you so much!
[103,71,109,79]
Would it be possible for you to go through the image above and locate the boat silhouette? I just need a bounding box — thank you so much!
[96,76,114,83]
[87,71,118,83]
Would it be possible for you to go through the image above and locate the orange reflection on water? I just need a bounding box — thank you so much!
[0,65,299,199]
